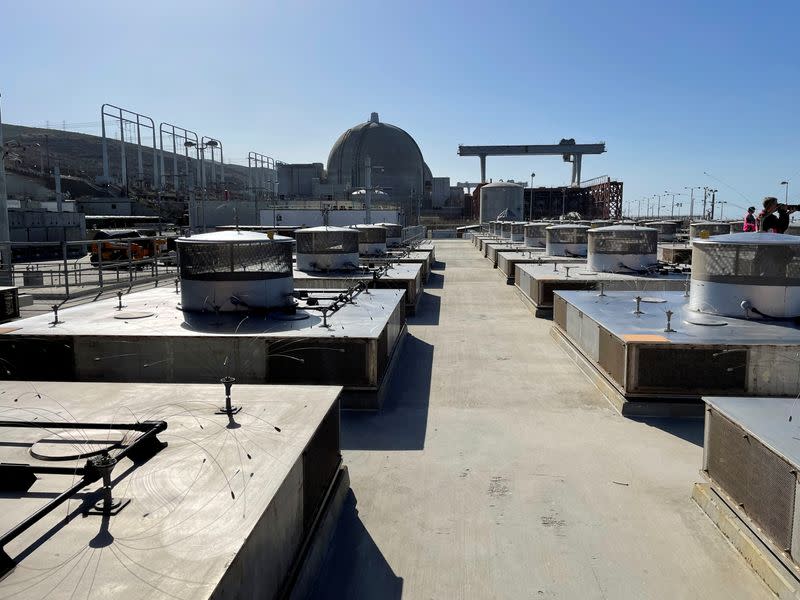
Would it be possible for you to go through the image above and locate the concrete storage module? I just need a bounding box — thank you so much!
[374,222,402,247]
[587,225,658,272]
[550,236,800,414]
[510,221,525,242]
[689,232,800,319]
[545,224,590,257]
[689,221,731,239]
[176,230,295,312]
[523,222,549,248]
[0,381,346,600]
[351,224,387,255]
[644,220,679,242]
[0,284,407,409]
[295,226,360,272]
[694,396,800,598]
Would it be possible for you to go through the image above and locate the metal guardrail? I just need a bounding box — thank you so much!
[401,226,426,243]
[0,237,179,299]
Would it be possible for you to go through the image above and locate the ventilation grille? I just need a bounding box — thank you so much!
[693,243,800,284]
[645,222,678,233]
[588,231,657,255]
[296,231,359,254]
[547,228,589,244]
[524,224,549,236]
[634,346,746,393]
[353,227,387,243]
[179,240,293,280]
[511,223,524,234]
[707,409,797,554]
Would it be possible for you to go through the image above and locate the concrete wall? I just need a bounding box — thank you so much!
[278,163,325,198]
[6,172,52,201]
[260,208,403,227]
[8,209,86,244]
[431,177,450,208]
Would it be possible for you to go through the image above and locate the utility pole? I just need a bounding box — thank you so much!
[710,190,717,220]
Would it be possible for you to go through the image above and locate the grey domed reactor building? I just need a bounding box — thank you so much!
[326,112,428,215]
[277,112,437,222]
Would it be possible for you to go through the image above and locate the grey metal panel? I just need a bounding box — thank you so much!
[579,314,600,362]
[565,304,583,348]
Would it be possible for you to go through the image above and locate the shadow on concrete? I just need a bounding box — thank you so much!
[425,272,445,289]
[632,417,704,447]
[409,292,440,326]
[307,490,403,600]
[431,260,446,270]
[341,334,433,451]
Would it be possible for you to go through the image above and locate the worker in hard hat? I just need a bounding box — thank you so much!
[759,197,798,233]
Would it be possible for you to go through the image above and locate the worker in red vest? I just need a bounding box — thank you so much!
[742,206,757,231]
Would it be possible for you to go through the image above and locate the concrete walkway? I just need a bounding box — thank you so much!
[310,239,771,599]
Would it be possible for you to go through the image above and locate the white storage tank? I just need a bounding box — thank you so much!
[295,226,360,272]
[510,221,525,242]
[176,230,294,312]
[644,220,679,242]
[479,181,524,223]
[351,224,387,255]
[587,225,658,272]
[690,221,730,239]
[524,222,549,248]
[375,222,402,246]
[546,224,590,257]
[689,232,800,319]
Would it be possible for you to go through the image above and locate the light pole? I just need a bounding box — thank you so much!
[637,197,643,218]
[185,139,220,233]
[684,186,701,220]
[675,202,683,217]
[718,200,727,220]
[781,181,789,204]
[528,172,536,221]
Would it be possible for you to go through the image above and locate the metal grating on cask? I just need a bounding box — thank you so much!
[706,409,797,554]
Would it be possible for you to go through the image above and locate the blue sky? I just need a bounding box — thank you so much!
[2,0,798,215]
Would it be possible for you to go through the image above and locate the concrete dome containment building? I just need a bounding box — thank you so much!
[327,112,427,218]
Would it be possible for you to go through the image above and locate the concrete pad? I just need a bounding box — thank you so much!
[309,240,771,599]
[553,289,800,400]
[516,262,690,312]
[0,286,406,407]
[0,381,342,600]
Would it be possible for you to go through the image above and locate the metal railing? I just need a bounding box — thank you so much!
[0,236,179,299]
[401,225,426,243]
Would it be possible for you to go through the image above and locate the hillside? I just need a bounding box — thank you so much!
[2,123,250,196]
